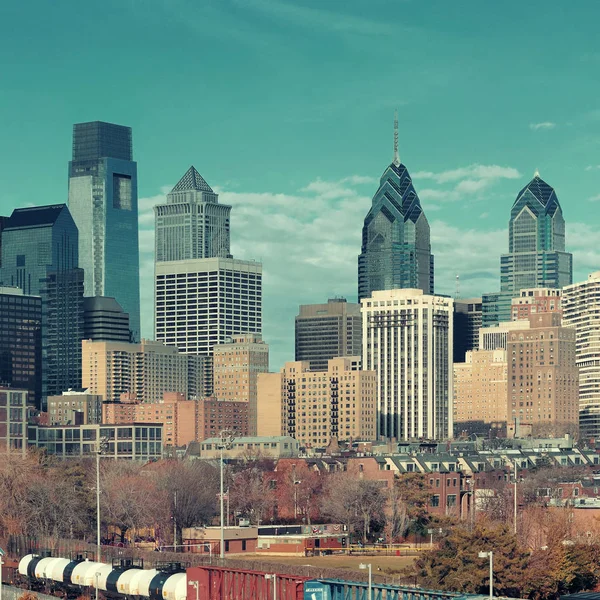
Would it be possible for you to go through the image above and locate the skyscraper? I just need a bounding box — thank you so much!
[453,298,482,363]
[358,114,434,301]
[295,298,362,371]
[0,205,84,407]
[563,271,600,441]
[83,296,131,342]
[155,167,232,261]
[482,173,572,326]
[68,121,141,341]
[362,289,453,441]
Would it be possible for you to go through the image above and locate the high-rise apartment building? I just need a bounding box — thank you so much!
[154,167,232,261]
[563,271,600,441]
[453,349,508,437]
[257,357,376,447]
[453,298,482,363]
[0,287,42,406]
[362,289,453,441]
[82,339,193,403]
[507,313,578,438]
[358,115,434,301]
[510,288,562,321]
[213,334,268,435]
[0,205,84,407]
[83,296,131,342]
[154,257,262,393]
[68,121,141,341]
[483,173,572,326]
[295,298,362,371]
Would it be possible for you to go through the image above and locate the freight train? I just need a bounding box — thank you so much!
[16,554,187,600]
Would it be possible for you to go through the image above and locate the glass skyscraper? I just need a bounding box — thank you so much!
[482,173,572,326]
[68,121,141,341]
[358,117,434,301]
[0,205,84,408]
[154,166,232,262]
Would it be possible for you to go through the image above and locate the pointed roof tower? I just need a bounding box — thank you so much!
[514,171,559,209]
[171,166,214,193]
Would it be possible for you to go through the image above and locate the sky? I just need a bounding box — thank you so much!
[1,0,600,370]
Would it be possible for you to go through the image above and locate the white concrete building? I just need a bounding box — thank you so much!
[361,289,453,441]
[563,271,600,441]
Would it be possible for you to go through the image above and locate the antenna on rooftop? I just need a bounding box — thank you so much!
[455,274,460,298]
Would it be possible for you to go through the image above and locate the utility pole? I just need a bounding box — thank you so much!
[219,430,234,559]
[514,460,518,536]
[96,436,108,563]
[173,490,178,551]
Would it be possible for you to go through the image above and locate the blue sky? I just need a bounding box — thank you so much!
[1,0,600,369]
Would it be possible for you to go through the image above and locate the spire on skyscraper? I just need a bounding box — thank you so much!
[393,110,400,167]
[171,166,214,193]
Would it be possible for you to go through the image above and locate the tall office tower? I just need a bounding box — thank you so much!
[154,257,262,394]
[563,271,600,441]
[213,334,268,435]
[362,289,453,441]
[0,216,7,267]
[482,173,572,326]
[506,313,578,438]
[295,298,362,371]
[0,205,84,407]
[453,298,482,363]
[510,288,562,321]
[154,167,232,261]
[0,287,42,406]
[358,114,434,301]
[83,296,131,342]
[82,339,192,402]
[453,349,508,438]
[257,357,376,447]
[68,121,141,341]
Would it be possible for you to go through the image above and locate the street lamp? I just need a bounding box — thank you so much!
[96,435,109,563]
[189,580,199,600]
[218,429,235,560]
[427,528,443,548]
[293,480,301,519]
[513,460,518,536]
[478,551,493,599]
[0,551,5,600]
[265,574,277,600]
[359,563,372,600]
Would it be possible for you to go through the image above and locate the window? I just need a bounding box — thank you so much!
[431,495,440,507]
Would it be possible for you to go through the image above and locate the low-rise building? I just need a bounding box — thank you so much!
[0,387,30,455]
[198,435,299,459]
[47,389,102,425]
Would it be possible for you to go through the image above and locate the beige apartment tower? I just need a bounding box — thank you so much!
[257,357,377,447]
[507,312,578,437]
[82,339,193,402]
[453,349,508,437]
[213,333,269,435]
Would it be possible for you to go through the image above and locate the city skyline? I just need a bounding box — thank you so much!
[1,0,600,369]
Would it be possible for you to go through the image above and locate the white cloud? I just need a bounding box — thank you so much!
[585,165,600,171]
[588,194,600,203]
[529,122,556,131]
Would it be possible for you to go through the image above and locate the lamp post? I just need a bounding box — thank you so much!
[189,580,199,600]
[96,435,109,563]
[265,574,277,600]
[0,551,4,600]
[218,430,235,560]
[293,480,301,519]
[513,460,518,536]
[359,563,372,600]
[478,551,493,599]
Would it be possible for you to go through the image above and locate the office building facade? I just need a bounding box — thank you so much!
[358,116,434,300]
[68,121,141,340]
[0,287,42,406]
[295,298,362,371]
[362,289,453,441]
[0,205,84,407]
[453,298,482,363]
[154,166,232,262]
[506,313,578,438]
[83,296,130,342]
[483,173,572,326]
[48,389,102,426]
[0,387,30,455]
[154,257,262,393]
[563,271,600,441]
[257,357,376,447]
[213,333,268,435]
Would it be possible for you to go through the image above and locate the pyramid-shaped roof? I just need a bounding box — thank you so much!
[171,166,214,193]
[515,174,557,207]
[4,204,67,230]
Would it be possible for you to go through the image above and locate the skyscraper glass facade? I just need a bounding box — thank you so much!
[0,205,83,408]
[68,121,141,341]
[483,174,572,326]
[358,157,433,301]
[154,166,232,262]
